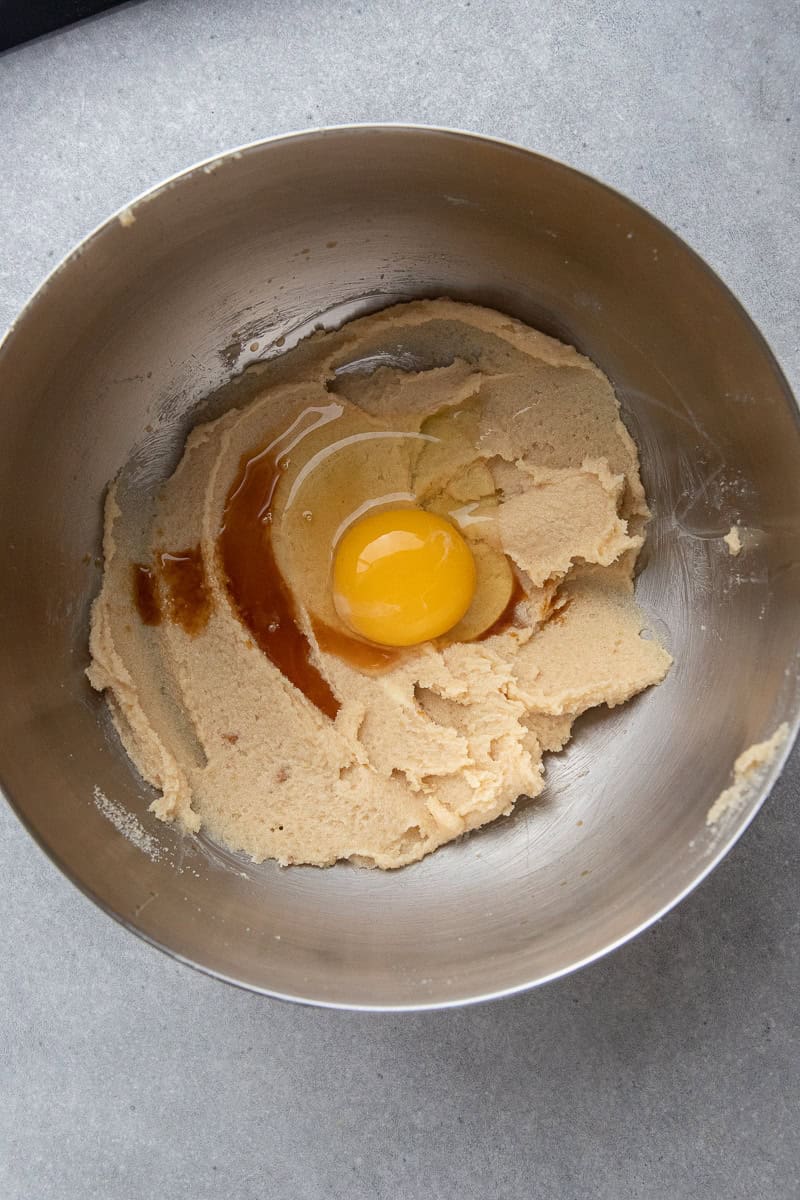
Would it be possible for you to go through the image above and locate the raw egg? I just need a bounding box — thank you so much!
[332,508,477,647]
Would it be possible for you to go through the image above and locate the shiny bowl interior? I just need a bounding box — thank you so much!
[1,126,798,1010]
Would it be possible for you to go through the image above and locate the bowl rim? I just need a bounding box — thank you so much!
[2,122,799,1011]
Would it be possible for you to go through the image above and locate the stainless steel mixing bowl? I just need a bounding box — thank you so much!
[1,126,798,1010]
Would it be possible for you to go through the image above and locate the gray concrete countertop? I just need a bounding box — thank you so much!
[2,2,798,1197]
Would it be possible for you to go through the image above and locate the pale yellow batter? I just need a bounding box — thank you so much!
[88,299,671,867]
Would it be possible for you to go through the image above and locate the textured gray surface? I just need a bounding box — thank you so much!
[1,1,799,1197]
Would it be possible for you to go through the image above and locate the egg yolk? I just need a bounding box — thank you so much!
[332,508,477,647]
